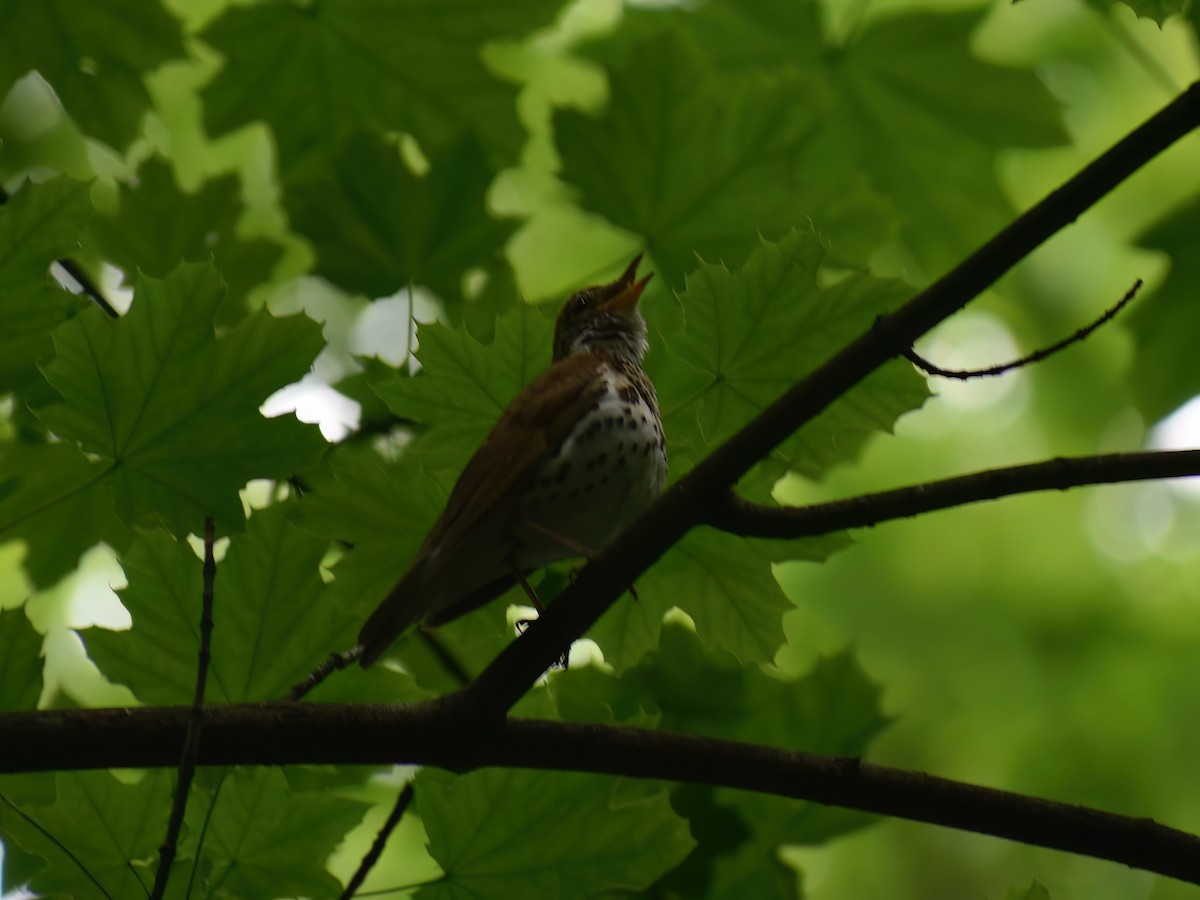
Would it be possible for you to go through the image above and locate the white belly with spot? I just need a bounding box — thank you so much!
[514,375,666,569]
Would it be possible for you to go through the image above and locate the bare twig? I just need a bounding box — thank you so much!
[705,449,1200,538]
[150,517,217,900]
[458,82,1200,720]
[905,279,1143,379]
[286,645,364,702]
[0,184,119,319]
[287,623,468,703]
[331,630,469,893]
[339,783,416,900]
[55,258,120,319]
[329,632,465,894]
[3,704,1200,884]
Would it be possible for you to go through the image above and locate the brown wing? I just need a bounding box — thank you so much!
[424,351,608,566]
[357,352,607,666]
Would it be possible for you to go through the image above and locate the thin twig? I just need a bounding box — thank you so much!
[705,449,1200,538]
[56,258,120,319]
[286,645,364,701]
[333,632,465,895]
[458,82,1200,719]
[150,517,217,900]
[0,183,119,319]
[339,783,416,899]
[905,279,1142,379]
[4,705,1200,884]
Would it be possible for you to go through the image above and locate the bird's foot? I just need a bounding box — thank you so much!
[514,618,570,670]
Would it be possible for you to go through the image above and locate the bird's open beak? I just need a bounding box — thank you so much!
[601,254,653,314]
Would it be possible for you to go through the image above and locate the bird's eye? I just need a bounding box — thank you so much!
[567,292,591,315]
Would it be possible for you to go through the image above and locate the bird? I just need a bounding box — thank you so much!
[357,255,667,667]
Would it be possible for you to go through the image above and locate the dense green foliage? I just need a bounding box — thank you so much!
[1,0,1199,898]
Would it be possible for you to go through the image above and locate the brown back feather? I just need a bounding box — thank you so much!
[358,352,609,665]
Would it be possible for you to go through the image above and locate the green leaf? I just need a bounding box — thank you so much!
[35,263,326,536]
[659,631,889,757]
[548,632,883,891]
[827,10,1066,275]
[646,784,759,899]
[1005,880,1052,900]
[0,607,42,711]
[1090,0,1189,24]
[0,441,131,589]
[374,302,555,480]
[415,768,695,899]
[707,841,800,900]
[590,529,845,671]
[0,0,184,150]
[0,770,170,900]
[293,442,449,621]
[594,4,1066,277]
[652,230,928,487]
[556,34,835,287]
[182,768,368,899]
[605,0,824,72]
[85,506,422,704]
[287,133,514,301]
[624,624,889,846]
[200,0,562,172]
[86,157,283,318]
[0,178,93,393]
[1130,198,1200,421]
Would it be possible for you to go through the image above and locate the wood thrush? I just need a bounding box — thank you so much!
[357,256,666,667]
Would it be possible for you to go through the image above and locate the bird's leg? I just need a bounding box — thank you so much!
[523,517,640,602]
[510,563,545,613]
[510,561,569,670]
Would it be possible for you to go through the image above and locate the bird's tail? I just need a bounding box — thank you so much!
[357,560,432,668]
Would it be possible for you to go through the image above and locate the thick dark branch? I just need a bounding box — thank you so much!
[460,84,1200,717]
[1,703,1198,885]
[905,278,1142,379]
[706,450,1200,538]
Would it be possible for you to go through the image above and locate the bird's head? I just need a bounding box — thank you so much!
[553,255,653,364]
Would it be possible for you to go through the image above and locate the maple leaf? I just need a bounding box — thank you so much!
[0,0,184,150]
[0,178,93,393]
[287,132,514,303]
[36,263,326,535]
[556,33,838,287]
[200,0,562,172]
[415,768,694,899]
[86,157,283,320]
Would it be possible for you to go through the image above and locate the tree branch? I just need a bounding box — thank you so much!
[705,449,1200,538]
[905,278,1142,379]
[1,703,1198,885]
[458,82,1200,719]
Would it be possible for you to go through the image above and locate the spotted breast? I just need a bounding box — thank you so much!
[514,363,666,567]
